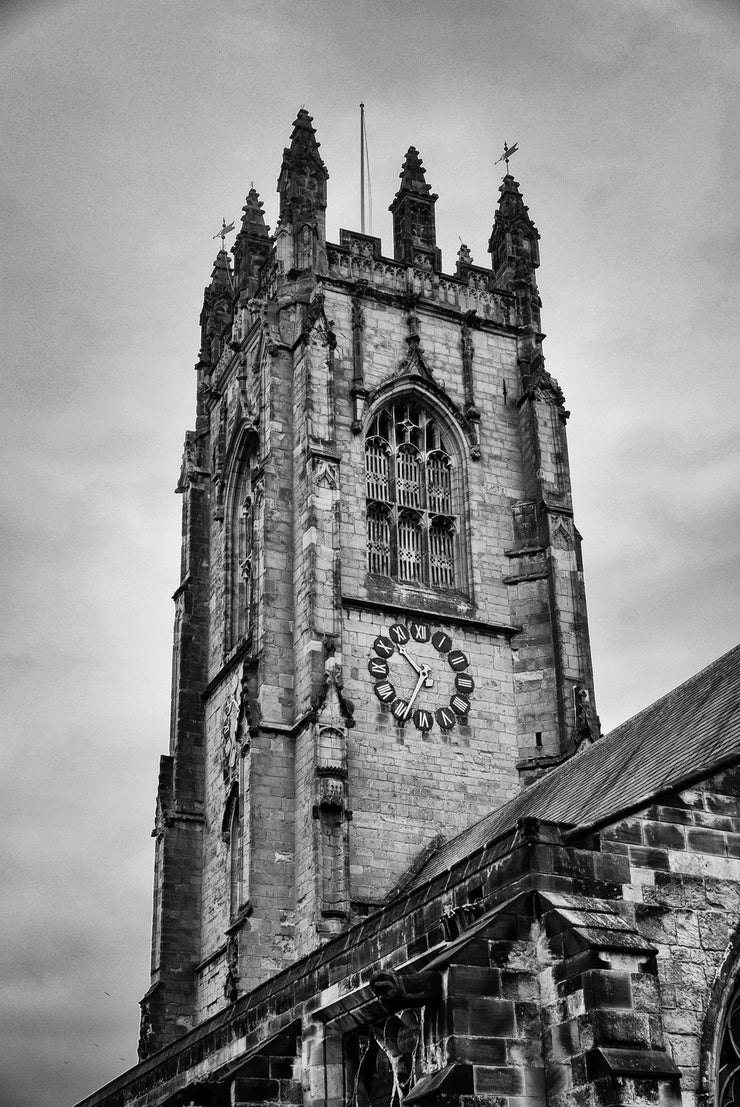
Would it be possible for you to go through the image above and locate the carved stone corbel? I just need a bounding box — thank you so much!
[369,969,442,1010]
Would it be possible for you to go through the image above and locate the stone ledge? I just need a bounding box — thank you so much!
[585,1046,680,1079]
[342,594,519,639]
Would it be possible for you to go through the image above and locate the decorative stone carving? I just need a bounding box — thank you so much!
[176,431,209,493]
[312,656,353,921]
[573,685,599,746]
[521,351,565,407]
[224,933,240,1003]
[138,996,154,1060]
[550,514,573,550]
[369,970,442,1009]
[313,653,355,729]
[319,775,344,809]
[221,672,244,785]
[314,457,339,490]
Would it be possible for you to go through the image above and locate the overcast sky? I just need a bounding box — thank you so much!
[1,1,738,1104]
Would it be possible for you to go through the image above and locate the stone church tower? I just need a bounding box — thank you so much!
[76,110,740,1107]
[140,109,598,1056]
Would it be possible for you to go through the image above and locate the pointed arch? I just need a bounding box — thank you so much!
[370,371,480,460]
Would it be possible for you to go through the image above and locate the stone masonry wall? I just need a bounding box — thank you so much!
[87,767,740,1107]
[599,766,740,1107]
[186,254,595,1024]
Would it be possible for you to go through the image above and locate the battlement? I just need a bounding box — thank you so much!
[327,236,514,327]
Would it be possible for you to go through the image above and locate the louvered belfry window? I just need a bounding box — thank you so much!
[365,401,458,589]
[366,503,391,576]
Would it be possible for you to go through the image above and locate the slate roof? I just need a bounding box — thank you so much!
[410,642,740,889]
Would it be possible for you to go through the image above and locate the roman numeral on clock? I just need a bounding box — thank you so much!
[408,621,430,642]
[374,681,396,703]
[392,699,410,720]
[413,708,434,732]
[448,649,469,671]
[368,657,389,678]
[373,636,395,659]
[450,694,471,716]
[431,630,452,653]
[388,623,410,645]
[455,672,475,693]
[435,706,456,730]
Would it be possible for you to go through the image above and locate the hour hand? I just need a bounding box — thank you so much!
[397,644,434,688]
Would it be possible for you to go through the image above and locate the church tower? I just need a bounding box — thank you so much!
[139,110,598,1057]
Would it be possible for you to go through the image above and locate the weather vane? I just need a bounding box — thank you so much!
[494,141,519,174]
[213,216,235,251]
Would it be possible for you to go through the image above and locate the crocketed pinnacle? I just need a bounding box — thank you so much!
[209,250,233,293]
[238,188,270,238]
[494,175,539,237]
[395,146,434,198]
[282,108,328,178]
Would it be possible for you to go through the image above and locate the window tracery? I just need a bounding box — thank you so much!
[364,401,460,590]
[718,978,740,1107]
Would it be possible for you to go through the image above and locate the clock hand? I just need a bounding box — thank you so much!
[397,644,434,688]
[403,670,426,717]
[396,643,421,673]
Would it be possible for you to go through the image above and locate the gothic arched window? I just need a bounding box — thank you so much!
[365,400,460,590]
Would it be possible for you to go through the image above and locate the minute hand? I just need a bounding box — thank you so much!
[397,643,422,673]
[404,670,427,716]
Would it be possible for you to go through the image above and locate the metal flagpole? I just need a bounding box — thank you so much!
[360,102,366,233]
[363,106,372,235]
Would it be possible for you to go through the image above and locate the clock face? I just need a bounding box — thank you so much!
[368,619,474,732]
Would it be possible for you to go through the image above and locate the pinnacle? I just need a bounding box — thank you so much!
[498,175,525,202]
[289,107,320,145]
[457,242,474,266]
[396,146,433,196]
[494,173,537,234]
[281,107,328,181]
[210,250,233,291]
[238,188,270,237]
